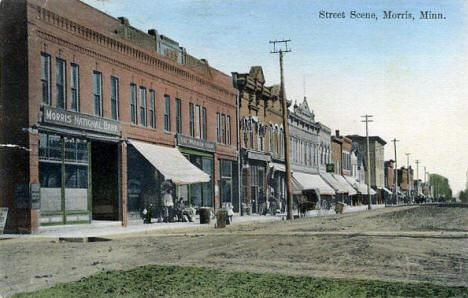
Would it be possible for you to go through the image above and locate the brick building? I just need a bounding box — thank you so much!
[0,0,237,233]
[232,66,285,214]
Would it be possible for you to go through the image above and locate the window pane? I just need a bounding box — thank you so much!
[41,54,50,105]
[139,87,146,125]
[111,77,119,120]
[71,64,79,111]
[39,162,62,188]
[39,134,48,159]
[56,59,66,109]
[164,95,170,131]
[176,98,181,133]
[48,135,61,160]
[93,72,102,116]
[64,137,77,162]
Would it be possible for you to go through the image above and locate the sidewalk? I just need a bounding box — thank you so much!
[0,214,281,239]
[0,204,386,239]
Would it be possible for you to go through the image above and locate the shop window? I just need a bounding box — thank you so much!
[149,90,156,128]
[65,165,88,188]
[41,53,51,105]
[176,98,182,133]
[139,87,147,126]
[39,163,62,188]
[70,64,80,112]
[164,94,171,131]
[111,76,119,120]
[56,58,66,109]
[220,160,232,205]
[93,71,102,116]
[130,84,137,124]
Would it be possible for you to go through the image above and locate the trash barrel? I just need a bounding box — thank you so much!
[199,207,211,224]
[216,210,227,229]
[335,202,346,214]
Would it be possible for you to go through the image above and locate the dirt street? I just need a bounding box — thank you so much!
[1,206,467,297]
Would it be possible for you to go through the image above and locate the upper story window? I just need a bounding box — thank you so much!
[149,90,156,128]
[202,107,207,140]
[189,103,194,137]
[216,112,221,143]
[41,53,51,105]
[93,71,102,116]
[70,64,80,112]
[55,58,66,109]
[130,84,137,124]
[176,98,182,134]
[194,105,201,138]
[110,76,119,120]
[226,115,231,145]
[164,94,171,131]
[139,87,147,126]
[221,114,226,144]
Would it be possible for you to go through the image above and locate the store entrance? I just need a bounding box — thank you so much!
[91,141,119,220]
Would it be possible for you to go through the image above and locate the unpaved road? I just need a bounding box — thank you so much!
[1,206,467,297]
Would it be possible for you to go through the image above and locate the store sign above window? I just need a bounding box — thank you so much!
[177,134,215,152]
[42,106,120,136]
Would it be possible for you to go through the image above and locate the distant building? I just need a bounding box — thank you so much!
[347,135,386,203]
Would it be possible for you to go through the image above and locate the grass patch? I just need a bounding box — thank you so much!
[16,265,467,297]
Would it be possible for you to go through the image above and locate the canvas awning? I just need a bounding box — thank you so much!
[292,172,335,196]
[382,187,393,195]
[128,139,210,185]
[333,174,357,196]
[343,176,376,195]
[270,162,286,172]
[320,172,347,194]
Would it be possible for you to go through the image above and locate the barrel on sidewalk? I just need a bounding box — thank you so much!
[199,207,211,224]
[216,210,227,229]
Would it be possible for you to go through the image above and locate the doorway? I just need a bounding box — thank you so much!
[91,141,119,220]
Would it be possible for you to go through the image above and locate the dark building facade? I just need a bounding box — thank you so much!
[232,66,285,214]
[0,0,237,233]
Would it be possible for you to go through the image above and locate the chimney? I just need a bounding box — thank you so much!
[335,130,340,137]
[118,17,129,25]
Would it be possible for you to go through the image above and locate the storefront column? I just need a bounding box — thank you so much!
[214,154,219,210]
[120,141,128,227]
[29,131,39,233]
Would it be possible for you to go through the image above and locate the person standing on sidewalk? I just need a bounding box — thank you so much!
[162,183,174,222]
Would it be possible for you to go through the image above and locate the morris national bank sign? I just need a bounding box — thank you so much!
[42,106,120,136]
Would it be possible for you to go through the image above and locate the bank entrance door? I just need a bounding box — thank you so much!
[91,141,119,220]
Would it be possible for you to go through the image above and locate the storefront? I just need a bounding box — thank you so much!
[176,134,215,209]
[127,138,210,220]
[38,106,121,225]
[241,149,270,214]
[268,162,286,213]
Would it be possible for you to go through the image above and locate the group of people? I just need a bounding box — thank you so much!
[255,190,281,216]
[141,181,195,224]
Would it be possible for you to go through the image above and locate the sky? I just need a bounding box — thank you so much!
[83,0,468,194]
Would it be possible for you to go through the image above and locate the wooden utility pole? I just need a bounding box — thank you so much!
[270,39,293,220]
[415,159,420,197]
[406,153,411,203]
[361,115,373,210]
[392,138,399,204]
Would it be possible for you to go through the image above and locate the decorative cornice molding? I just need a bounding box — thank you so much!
[29,3,236,99]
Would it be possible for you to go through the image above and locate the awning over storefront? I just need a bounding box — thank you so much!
[333,174,357,196]
[270,162,286,172]
[320,172,347,194]
[343,176,376,195]
[382,187,393,195]
[292,172,335,196]
[128,139,210,185]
